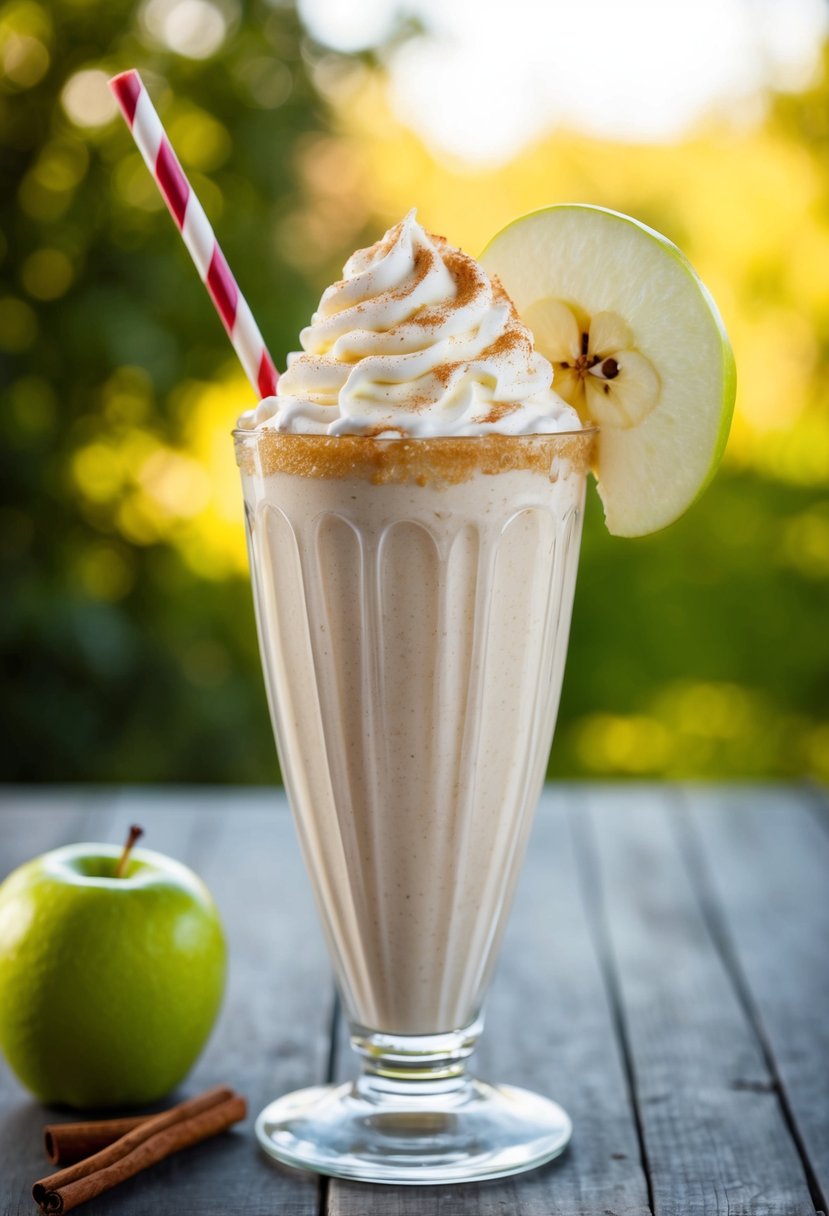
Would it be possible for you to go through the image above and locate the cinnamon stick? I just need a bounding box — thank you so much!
[44,1115,148,1166]
[33,1085,246,1214]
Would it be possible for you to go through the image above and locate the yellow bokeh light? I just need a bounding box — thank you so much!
[751,410,829,487]
[102,367,155,426]
[21,248,74,300]
[0,0,52,39]
[1,31,48,87]
[74,543,136,602]
[71,429,160,507]
[141,0,229,60]
[573,713,672,774]
[17,136,90,226]
[172,371,251,576]
[167,109,231,173]
[113,154,165,213]
[567,677,822,779]
[116,494,165,546]
[32,138,89,192]
[139,449,212,520]
[71,442,127,503]
[67,373,250,575]
[18,172,71,221]
[61,67,118,128]
[664,681,756,740]
[804,724,829,781]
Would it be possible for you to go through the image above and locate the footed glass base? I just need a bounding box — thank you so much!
[255,1074,571,1185]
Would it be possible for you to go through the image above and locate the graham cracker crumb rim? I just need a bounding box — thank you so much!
[233,429,596,485]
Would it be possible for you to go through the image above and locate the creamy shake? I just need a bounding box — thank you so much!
[236,213,586,1037]
[239,211,588,1181]
[237,434,588,1035]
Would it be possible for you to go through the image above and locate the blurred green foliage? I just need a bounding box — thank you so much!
[0,0,826,782]
[1,0,362,780]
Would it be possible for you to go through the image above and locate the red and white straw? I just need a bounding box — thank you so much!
[109,70,278,400]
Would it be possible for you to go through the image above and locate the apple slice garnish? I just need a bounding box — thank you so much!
[481,205,736,537]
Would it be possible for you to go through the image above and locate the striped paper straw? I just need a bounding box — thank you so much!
[109,70,277,400]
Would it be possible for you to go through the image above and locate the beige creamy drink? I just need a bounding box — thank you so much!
[236,213,588,1036]
[237,435,589,1034]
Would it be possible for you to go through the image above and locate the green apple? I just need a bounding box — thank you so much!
[0,830,226,1109]
[481,204,736,537]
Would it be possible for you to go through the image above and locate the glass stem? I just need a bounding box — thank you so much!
[349,1016,484,1101]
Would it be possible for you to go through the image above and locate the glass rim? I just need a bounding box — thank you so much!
[231,426,597,442]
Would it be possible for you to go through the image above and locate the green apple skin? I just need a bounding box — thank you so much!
[0,843,226,1109]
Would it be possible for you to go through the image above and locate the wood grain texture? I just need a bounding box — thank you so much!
[580,786,817,1216]
[0,789,101,874]
[683,786,829,1214]
[328,789,651,1216]
[0,791,331,1216]
[1,786,825,1216]
[0,794,121,1216]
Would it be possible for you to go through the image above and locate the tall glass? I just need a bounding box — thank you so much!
[234,428,593,1184]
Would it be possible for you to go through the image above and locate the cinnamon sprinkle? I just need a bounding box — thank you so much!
[478,328,530,360]
[491,273,521,320]
[410,249,483,327]
[386,244,434,301]
[433,360,462,387]
[431,326,530,393]
[272,217,570,437]
[359,218,405,263]
[474,402,515,425]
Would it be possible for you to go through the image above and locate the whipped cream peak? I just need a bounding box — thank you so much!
[239,211,581,437]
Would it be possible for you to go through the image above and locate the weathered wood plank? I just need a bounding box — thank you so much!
[0,794,121,1216]
[684,786,829,1213]
[0,791,332,1216]
[113,789,332,1216]
[0,788,108,873]
[582,786,816,1216]
[2,786,824,1215]
[328,788,651,1216]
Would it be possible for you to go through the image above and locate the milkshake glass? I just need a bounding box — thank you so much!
[236,428,592,1182]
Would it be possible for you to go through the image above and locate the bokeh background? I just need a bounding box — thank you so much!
[1,0,827,783]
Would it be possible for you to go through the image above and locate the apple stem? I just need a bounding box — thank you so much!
[115,824,144,879]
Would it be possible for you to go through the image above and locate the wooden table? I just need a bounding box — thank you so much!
[1,786,827,1215]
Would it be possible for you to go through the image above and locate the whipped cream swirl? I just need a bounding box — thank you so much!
[239,211,580,437]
